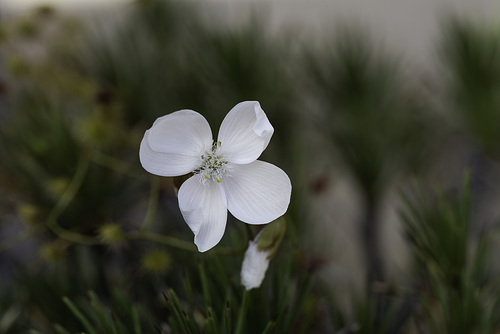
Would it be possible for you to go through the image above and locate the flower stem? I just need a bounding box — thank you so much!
[140,175,160,232]
[245,223,255,240]
[127,231,197,251]
[42,150,246,255]
[234,290,249,334]
[92,150,143,177]
[46,151,100,245]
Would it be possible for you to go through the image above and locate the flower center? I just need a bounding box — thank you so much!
[197,141,228,184]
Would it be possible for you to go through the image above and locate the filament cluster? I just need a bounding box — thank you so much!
[197,141,228,184]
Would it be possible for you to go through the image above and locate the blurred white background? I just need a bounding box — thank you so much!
[2,0,498,67]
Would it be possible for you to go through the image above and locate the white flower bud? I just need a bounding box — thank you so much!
[240,235,270,291]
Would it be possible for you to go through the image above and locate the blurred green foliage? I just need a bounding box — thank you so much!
[401,176,500,333]
[440,18,500,157]
[0,0,500,333]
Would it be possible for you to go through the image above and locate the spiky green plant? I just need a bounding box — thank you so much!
[401,176,500,333]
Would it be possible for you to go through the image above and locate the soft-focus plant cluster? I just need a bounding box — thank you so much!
[1,1,500,333]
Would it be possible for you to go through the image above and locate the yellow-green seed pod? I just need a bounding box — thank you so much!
[80,113,117,146]
[40,241,66,263]
[141,249,172,274]
[47,177,70,197]
[18,203,42,225]
[98,223,125,247]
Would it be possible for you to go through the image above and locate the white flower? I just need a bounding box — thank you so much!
[139,101,291,252]
[241,233,270,290]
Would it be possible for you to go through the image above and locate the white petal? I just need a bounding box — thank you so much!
[223,160,291,225]
[217,101,274,164]
[139,110,213,177]
[241,237,270,290]
[178,176,228,252]
[139,131,199,177]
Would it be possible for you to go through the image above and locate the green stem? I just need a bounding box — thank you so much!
[245,223,255,240]
[235,290,249,334]
[43,151,246,255]
[92,150,143,177]
[127,231,197,251]
[261,321,276,334]
[140,176,160,232]
[127,230,244,255]
[62,296,97,334]
[211,245,247,256]
[132,306,141,334]
[285,275,313,333]
[46,152,100,245]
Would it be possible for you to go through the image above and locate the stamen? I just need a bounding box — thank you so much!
[196,141,228,185]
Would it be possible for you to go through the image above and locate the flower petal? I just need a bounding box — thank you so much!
[178,176,228,252]
[223,160,291,225]
[139,110,213,176]
[139,132,199,177]
[217,101,274,164]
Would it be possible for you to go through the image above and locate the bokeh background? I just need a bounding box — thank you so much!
[1,0,500,333]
